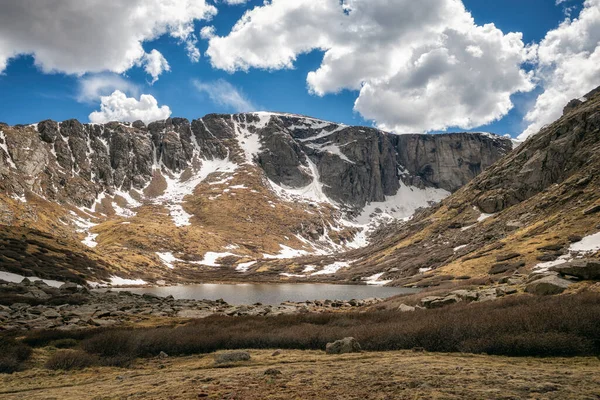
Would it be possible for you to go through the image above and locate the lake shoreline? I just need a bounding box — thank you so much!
[1,278,406,332]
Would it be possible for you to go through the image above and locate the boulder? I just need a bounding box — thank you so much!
[59,282,79,293]
[420,296,443,308]
[449,290,479,302]
[477,289,498,302]
[325,337,362,354]
[214,351,251,364]
[428,294,461,308]
[550,259,600,280]
[525,275,572,295]
[398,304,416,312]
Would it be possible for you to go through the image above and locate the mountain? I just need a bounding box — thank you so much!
[285,86,599,287]
[0,113,510,285]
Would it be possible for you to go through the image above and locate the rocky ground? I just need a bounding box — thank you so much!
[2,349,599,399]
[0,279,383,331]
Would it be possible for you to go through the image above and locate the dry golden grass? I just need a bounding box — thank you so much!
[2,349,599,399]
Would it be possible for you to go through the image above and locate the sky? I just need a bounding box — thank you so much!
[0,0,597,139]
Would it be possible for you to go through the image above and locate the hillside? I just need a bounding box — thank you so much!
[0,114,510,285]
[278,86,600,287]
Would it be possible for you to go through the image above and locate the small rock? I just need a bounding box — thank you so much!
[214,351,251,364]
[264,368,282,376]
[496,253,521,262]
[583,204,600,215]
[325,337,361,355]
[158,351,169,359]
[59,282,79,293]
[537,243,564,252]
[567,235,583,243]
[271,350,282,357]
[42,309,61,318]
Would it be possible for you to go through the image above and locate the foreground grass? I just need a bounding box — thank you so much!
[0,292,595,375]
[2,349,600,399]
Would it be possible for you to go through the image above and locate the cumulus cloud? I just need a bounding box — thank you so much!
[206,0,535,133]
[0,0,216,81]
[519,0,600,140]
[77,74,140,103]
[142,50,170,84]
[88,90,171,124]
[193,79,255,112]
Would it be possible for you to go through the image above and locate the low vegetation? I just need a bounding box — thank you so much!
[0,292,594,374]
[0,338,32,374]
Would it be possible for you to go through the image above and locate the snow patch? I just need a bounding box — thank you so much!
[82,232,99,248]
[156,252,181,269]
[268,157,335,205]
[569,232,600,253]
[195,251,239,267]
[109,276,147,286]
[363,272,392,286]
[154,157,238,226]
[236,261,257,272]
[356,181,449,225]
[263,245,311,260]
[453,244,468,252]
[311,261,350,276]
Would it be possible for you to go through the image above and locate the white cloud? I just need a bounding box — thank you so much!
[142,50,170,84]
[519,0,600,140]
[193,79,255,112]
[0,0,216,80]
[89,90,172,124]
[77,74,140,103]
[222,0,250,4]
[206,0,535,133]
[200,26,217,40]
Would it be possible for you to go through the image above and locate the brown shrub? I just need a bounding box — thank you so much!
[0,339,33,374]
[45,350,97,370]
[25,292,600,362]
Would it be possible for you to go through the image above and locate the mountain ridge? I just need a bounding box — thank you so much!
[0,112,511,285]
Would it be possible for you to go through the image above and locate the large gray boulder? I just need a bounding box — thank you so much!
[550,259,600,280]
[325,337,362,354]
[525,275,572,295]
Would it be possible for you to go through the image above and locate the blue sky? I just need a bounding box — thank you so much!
[0,0,592,138]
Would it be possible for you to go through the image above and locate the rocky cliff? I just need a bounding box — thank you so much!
[0,112,511,284]
[281,86,600,287]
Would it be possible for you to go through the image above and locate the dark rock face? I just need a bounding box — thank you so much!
[0,113,511,212]
[471,87,600,214]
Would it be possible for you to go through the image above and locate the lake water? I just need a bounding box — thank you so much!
[105,283,418,305]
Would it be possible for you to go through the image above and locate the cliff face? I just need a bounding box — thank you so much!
[0,112,511,284]
[0,113,511,210]
[293,86,600,287]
